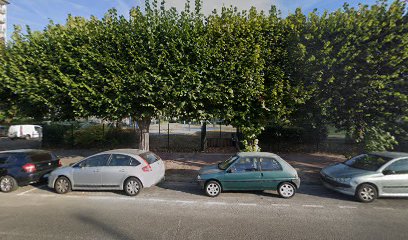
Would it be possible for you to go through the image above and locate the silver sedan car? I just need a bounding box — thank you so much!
[48,149,165,196]
[321,152,408,202]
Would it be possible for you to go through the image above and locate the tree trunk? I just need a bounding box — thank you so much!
[136,117,151,151]
[200,121,207,152]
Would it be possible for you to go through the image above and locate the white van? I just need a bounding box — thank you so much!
[7,125,43,140]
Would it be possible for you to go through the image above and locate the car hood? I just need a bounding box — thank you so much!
[322,163,373,178]
[199,164,224,175]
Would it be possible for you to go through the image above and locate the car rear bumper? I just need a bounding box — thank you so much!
[18,171,51,186]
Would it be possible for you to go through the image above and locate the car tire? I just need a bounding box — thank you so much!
[205,180,222,197]
[25,134,31,140]
[54,176,72,194]
[0,175,18,192]
[278,182,296,199]
[355,183,378,203]
[124,177,142,196]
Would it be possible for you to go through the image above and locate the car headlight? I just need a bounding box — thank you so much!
[335,177,351,183]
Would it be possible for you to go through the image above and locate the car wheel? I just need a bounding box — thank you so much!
[124,177,142,196]
[278,182,296,199]
[25,134,31,140]
[54,176,71,194]
[205,180,221,197]
[356,184,377,203]
[0,175,18,192]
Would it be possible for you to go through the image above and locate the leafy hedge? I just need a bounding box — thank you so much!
[42,124,138,148]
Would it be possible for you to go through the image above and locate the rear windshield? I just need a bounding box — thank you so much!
[28,152,55,162]
[344,154,392,171]
[140,152,161,164]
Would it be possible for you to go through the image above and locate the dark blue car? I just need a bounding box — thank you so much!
[0,149,61,192]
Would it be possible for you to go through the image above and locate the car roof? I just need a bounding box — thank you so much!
[99,148,149,156]
[237,152,281,158]
[370,151,408,159]
[0,149,50,154]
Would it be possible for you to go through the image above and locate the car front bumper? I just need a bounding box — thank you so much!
[48,174,57,189]
[321,176,355,196]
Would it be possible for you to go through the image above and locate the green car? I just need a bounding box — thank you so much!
[197,152,300,198]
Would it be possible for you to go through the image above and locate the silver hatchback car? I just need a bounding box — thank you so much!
[321,152,408,203]
[48,149,165,196]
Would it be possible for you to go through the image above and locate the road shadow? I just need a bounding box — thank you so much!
[158,181,284,198]
[297,184,356,202]
[75,214,139,240]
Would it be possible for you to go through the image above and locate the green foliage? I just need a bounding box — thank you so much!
[243,139,261,152]
[42,124,77,147]
[0,0,406,151]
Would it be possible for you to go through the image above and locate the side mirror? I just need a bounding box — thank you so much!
[383,169,396,175]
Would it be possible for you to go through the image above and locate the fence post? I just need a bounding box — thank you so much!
[71,123,74,148]
[167,122,170,152]
[159,118,161,136]
[219,122,222,139]
[201,121,207,152]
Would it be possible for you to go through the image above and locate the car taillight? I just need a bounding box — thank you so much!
[22,163,36,173]
[58,160,62,167]
[142,165,152,172]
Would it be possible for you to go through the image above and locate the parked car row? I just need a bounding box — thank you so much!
[1,148,408,203]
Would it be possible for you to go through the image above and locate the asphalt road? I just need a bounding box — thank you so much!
[1,182,408,240]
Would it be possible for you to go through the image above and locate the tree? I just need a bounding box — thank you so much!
[317,1,407,150]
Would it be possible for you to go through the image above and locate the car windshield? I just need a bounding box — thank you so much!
[344,154,393,171]
[218,155,239,170]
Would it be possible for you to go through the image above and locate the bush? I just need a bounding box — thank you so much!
[73,125,106,148]
[42,124,76,147]
[72,125,138,148]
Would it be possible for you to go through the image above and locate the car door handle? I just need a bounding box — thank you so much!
[94,170,100,173]
[119,169,125,172]
[261,173,264,177]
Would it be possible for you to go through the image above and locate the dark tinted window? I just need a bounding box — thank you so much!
[141,152,160,164]
[386,159,408,174]
[109,154,137,167]
[260,158,282,171]
[81,154,110,167]
[0,154,9,164]
[28,152,52,162]
[231,157,259,172]
[0,153,26,165]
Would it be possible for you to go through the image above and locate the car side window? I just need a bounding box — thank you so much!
[0,154,9,165]
[81,154,110,167]
[386,159,408,174]
[230,157,259,173]
[109,154,137,167]
[259,158,282,171]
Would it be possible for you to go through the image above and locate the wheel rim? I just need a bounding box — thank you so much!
[206,183,220,196]
[360,187,375,201]
[56,178,69,193]
[126,180,140,195]
[280,183,294,197]
[0,177,12,192]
